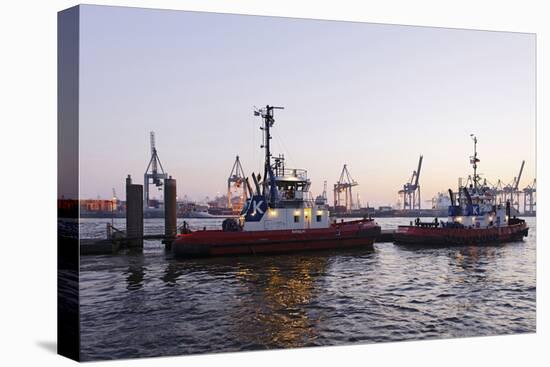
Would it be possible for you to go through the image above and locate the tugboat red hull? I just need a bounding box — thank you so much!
[172,219,380,257]
[394,222,528,246]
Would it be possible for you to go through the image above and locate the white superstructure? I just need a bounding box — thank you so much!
[444,135,510,229]
[241,166,330,231]
[239,105,330,232]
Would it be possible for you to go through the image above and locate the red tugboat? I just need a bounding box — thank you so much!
[394,134,528,246]
[172,105,380,258]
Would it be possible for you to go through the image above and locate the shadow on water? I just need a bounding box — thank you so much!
[395,239,525,259]
[167,247,375,277]
[395,240,527,284]
[394,240,521,251]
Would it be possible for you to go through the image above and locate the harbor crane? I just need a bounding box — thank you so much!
[523,178,536,215]
[398,155,423,210]
[227,155,248,212]
[144,131,168,208]
[488,179,505,205]
[503,160,525,212]
[333,164,358,212]
[315,180,328,206]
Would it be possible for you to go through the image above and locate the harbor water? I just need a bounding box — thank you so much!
[78,217,536,361]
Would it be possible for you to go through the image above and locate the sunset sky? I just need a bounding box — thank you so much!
[78,5,535,208]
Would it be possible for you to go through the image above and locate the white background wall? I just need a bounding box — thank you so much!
[0,0,547,366]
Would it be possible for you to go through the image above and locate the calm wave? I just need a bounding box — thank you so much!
[78,217,536,361]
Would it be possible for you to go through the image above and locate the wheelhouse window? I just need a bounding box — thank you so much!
[277,179,311,201]
[316,215,322,222]
[294,215,300,223]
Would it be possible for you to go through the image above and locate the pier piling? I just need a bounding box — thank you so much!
[126,175,143,248]
[164,176,177,238]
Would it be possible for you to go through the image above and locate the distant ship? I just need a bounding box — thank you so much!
[432,192,452,211]
[172,105,380,257]
[178,202,214,218]
[394,135,528,246]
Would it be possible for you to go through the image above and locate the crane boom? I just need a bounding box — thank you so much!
[398,154,422,210]
[514,160,525,190]
[413,155,423,187]
[150,131,157,174]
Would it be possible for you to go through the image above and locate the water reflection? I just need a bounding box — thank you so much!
[167,252,340,349]
[230,255,330,349]
[161,262,184,286]
[78,216,535,360]
[125,256,146,291]
[449,246,498,272]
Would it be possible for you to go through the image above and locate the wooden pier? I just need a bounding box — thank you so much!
[80,174,179,255]
[80,234,175,255]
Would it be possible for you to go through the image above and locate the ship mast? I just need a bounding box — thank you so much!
[470,134,479,191]
[254,105,284,205]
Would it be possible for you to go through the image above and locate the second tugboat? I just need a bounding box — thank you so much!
[172,105,380,258]
[395,134,528,246]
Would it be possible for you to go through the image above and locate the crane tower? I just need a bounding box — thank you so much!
[333,164,358,212]
[503,160,525,212]
[523,178,536,215]
[227,155,248,213]
[398,155,423,210]
[144,131,168,208]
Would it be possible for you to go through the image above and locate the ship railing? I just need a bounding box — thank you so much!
[276,192,317,208]
[106,223,125,239]
[273,167,308,180]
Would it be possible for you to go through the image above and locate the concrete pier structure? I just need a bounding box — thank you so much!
[164,176,177,238]
[126,175,143,248]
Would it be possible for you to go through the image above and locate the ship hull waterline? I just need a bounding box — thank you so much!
[394,222,528,247]
[172,220,381,258]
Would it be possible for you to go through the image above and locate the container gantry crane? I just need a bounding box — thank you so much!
[523,178,536,215]
[503,160,525,212]
[144,131,168,209]
[333,164,358,212]
[398,155,423,210]
[227,155,248,212]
